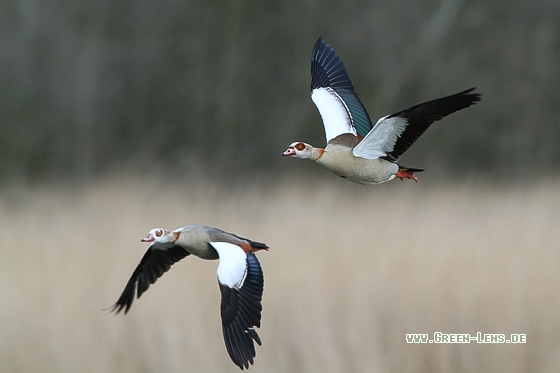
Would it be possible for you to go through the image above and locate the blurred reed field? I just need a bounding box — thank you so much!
[1,176,560,372]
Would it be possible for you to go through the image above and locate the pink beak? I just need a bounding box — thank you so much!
[282,147,296,156]
[141,234,154,242]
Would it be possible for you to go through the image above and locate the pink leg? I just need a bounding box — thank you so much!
[396,170,419,182]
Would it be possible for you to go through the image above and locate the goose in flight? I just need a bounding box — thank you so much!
[109,224,268,370]
[282,37,481,185]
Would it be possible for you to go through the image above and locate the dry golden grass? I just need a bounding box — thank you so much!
[1,176,560,372]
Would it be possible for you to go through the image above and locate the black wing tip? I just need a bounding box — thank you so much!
[105,291,134,314]
[105,302,130,315]
[313,36,332,58]
[457,87,482,105]
[235,360,252,371]
[462,87,479,95]
[310,36,355,92]
[222,322,261,370]
[390,86,482,120]
[106,283,137,315]
[226,329,261,370]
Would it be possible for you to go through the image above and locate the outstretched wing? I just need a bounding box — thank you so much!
[353,88,481,160]
[109,243,190,314]
[310,37,373,143]
[211,242,264,371]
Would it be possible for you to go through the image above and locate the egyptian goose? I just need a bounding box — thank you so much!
[282,37,482,185]
[109,224,268,370]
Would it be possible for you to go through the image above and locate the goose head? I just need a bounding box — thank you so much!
[141,228,177,243]
[282,142,322,160]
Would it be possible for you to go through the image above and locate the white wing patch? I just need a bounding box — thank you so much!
[311,87,357,143]
[352,115,409,159]
[210,242,248,289]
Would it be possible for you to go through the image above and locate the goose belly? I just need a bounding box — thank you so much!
[318,154,398,185]
[349,158,398,184]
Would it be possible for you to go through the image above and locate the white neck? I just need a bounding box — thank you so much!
[305,147,324,161]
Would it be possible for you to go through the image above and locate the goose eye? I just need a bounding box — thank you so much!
[155,230,163,237]
[295,143,306,151]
